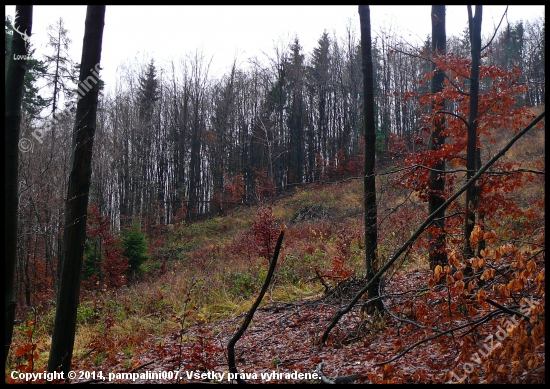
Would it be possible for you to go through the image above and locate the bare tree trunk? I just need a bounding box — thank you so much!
[428,5,448,270]
[4,4,32,372]
[47,5,105,377]
[359,5,382,313]
[464,6,482,265]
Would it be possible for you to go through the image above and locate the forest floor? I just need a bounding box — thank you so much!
[89,269,455,384]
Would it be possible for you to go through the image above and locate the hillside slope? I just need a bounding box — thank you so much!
[7,113,544,383]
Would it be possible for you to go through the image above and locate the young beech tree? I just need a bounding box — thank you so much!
[399,7,539,273]
[83,204,128,290]
[47,5,105,377]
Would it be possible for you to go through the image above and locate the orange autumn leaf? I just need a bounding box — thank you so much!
[470,224,483,248]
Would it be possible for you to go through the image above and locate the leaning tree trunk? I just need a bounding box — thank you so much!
[428,5,447,270]
[47,5,105,377]
[359,5,382,313]
[4,5,32,372]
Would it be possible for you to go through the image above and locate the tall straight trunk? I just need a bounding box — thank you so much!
[187,100,201,220]
[464,5,482,262]
[121,136,130,225]
[4,5,32,371]
[428,5,448,270]
[47,5,105,377]
[176,86,188,219]
[359,5,382,313]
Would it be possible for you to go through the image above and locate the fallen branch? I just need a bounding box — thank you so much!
[315,362,360,384]
[334,374,361,384]
[316,362,335,384]
[227,227,285,384]
[320,110,545,344]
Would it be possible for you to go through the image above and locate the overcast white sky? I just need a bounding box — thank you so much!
[5,5,545,96]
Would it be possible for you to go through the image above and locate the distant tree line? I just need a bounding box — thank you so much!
[91,18,545,227]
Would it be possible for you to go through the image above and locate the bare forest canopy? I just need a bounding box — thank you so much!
[7,13,545,229]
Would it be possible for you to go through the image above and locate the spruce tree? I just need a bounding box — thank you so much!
[5,15,49,118]
[122,223,149,277]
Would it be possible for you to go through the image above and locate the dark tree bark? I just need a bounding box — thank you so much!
[4,5,32,373]
[464,5,482,263]
[47,5,105,377]
[428,5,448,270]
[359,5,382,313]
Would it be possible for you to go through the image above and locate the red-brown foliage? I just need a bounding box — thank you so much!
[84,204,129,290]
[252,206,279,260]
